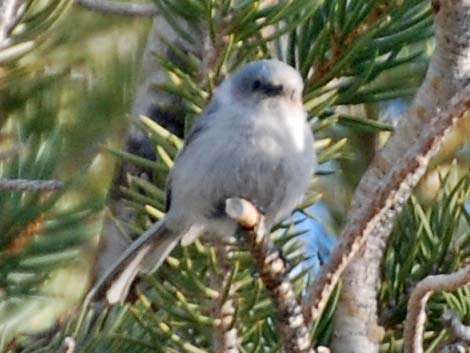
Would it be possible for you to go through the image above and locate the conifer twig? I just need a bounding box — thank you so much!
[74,0,157,16]
[302,84,470,325]
[436,343,467,353]
[226,198,314,353]
[403,265,470,353]
[212,244,239,353]
[442,310,470,342]
[325,3,470,352]
[0,178,63,191]
[435,311,470,353]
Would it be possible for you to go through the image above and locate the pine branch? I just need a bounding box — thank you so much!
[212,245,239,353]
[325,1,470,351]
[442,310,470,342]
[226,198,314,353]
[73,0,157,16]
[304,5,469,352]
[434,309,470,353]
[436,343,468,353]
[303,83,470,326]
[0,178,63,191]
[403,265,470,353]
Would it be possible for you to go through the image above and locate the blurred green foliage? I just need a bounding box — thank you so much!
[0,1,148,347]
[3,1,470,353]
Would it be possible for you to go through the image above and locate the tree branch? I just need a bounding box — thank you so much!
[403,265,470,353]
[442,310,470,342]
[302,4,470,352]
[0,178,63,191]
[212,245,239,353]
[325,2,470,351]
[303,85,470,323]
[225,198,314,353]
[73,0,157,17]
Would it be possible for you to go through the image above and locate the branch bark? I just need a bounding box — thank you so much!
[0,178,63,191]
[403,265,470,353]
[303,2,470,352]
[226,198,314,353]
[442,310,470,342]
[212,245,239,353]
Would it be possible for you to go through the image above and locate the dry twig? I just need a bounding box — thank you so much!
[404,265,470,353]
[226,198,314,353]
[0,178,63,191]
[442,310,470,342]
[302,85,470,325]
[212,245,239,353]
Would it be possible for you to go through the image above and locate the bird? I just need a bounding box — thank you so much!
[90,59,316,304]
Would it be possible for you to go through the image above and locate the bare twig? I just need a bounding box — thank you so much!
[0,178,63,191]
[226,198,314,353]
[403,265,470,353]
[73,0,157,17]
[324,3,470,352]
[434,311,470,353]
[302,85,470,325]
[436,343,467,353]
[212,245,239,353]
[442,310,470,342]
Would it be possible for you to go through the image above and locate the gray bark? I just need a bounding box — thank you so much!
[331,2,470,352]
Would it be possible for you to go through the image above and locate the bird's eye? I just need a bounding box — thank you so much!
[252,80,261,91]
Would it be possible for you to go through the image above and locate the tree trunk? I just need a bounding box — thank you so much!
[331,2,470,352]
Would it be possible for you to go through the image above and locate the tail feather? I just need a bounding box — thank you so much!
[87,220,179,304]
[141,235,181,273]
[105,235,180,303]
[106,243,153,304]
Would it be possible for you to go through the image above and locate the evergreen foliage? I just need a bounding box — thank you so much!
[4,1,469,353]
[0,1,140,347]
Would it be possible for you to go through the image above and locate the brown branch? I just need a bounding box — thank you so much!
[302,85,470,325]
[322,3,470,352]
[436,343,468,353]
[73,0,157,17]
[225,198,314,353]
[403,265,470,353]
[435,311,470,353]
[442,310,470,342]
[212,245,239,353]
[0,178,63,191]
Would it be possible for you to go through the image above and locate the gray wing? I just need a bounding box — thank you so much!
[164,99,220,212]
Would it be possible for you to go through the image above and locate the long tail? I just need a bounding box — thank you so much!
[85,220,180,304]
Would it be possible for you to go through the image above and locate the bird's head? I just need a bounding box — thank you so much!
[219,59,304,108]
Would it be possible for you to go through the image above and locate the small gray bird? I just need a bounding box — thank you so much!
[92,59,316,304]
